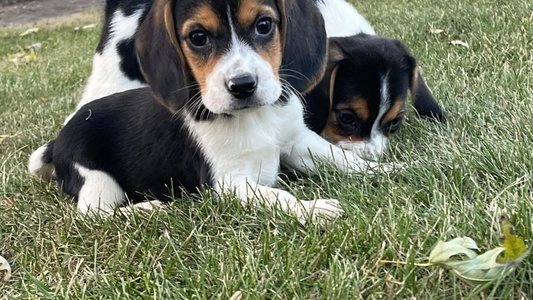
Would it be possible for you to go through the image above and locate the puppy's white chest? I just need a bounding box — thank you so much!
[186,104,296,185]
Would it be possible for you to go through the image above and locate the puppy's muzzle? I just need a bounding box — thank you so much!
[227,73,257,100]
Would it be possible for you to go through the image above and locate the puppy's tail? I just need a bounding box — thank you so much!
[28,140,56,181]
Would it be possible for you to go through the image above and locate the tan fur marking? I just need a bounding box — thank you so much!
[341,97,370,121]
[238,0,278,26]
[303,62,327,94]
[328,65,339,107]
[163,1,181,53]
[321,111,365,145]
[178,5,223,95]
[322,68,367,144]
[382,99,406,123]
[320,65,344,143]
[181,5,221,36]
[277,0,287,50]
[257,30,282,77]
[328,44,345,64]
[182,47,221,95]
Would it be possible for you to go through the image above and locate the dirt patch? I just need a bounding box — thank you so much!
[0,0,103,27]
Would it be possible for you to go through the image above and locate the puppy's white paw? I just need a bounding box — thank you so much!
[116,200,166,215]
[122,200,165,212]
[294,199,344,226]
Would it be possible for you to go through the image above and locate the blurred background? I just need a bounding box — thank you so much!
[0,0,103,26]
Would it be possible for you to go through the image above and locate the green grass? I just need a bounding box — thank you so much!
[1,0,532,298]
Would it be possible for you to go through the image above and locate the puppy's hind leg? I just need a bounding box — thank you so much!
[73,163,125,214]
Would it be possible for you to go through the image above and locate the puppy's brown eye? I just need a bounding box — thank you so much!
[338,111,357,125]
[189,29,208,47]
[256,17,273,35]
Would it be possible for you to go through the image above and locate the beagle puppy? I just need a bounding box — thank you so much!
[29,0,394,223]
[305,34,442,159]
[310,0,444,159]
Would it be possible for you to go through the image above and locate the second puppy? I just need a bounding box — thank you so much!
[305,34,440,159]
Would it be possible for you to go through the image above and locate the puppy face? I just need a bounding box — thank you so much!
[320,35,416,158]
[170,0,283,114]
[136,0,328,117]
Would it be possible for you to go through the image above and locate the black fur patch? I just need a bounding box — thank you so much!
[117,39,145,82]
[53,89,213,203]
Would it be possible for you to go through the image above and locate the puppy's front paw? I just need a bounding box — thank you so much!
[295,199,344,226]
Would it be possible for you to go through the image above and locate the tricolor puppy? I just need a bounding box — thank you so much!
[305,34,443,159]
[29,0,393,223]
[307,0,444,159]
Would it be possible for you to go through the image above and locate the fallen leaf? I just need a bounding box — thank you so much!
[446,247,510,284]
[380,216,530,286]
[8,45,37,64]
[20,27,41,36]
[428,216,530,285]
[450,40,470,48]
[430,29,446,35]
[82,24,97,30]
[229,291,243,300]
[429,237,479,263]
[25,42,42,50]
[74,24,97,31]
[0,255,11,281]
[497,216,529,263]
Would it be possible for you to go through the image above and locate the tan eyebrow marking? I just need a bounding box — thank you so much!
[336,98,370,121]
[237,0,277,26]
[381,99,406,123]
[181,4,221,36]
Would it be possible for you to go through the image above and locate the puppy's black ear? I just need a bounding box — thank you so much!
[393,40,445,121]
[277,0,328,93]
[303,39,345,133]
[135,0,189,112]
[410,69,445,121]
[394,40,444,121]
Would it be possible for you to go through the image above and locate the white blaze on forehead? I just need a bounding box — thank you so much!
[373,72,391,134]
[333,74,391,161]
[363,73,391,159]
[221,5,254,76]
[227,6,240,47]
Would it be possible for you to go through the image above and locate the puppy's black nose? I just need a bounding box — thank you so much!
[227,74,256,100]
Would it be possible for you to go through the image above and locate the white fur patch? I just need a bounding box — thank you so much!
[69,9,147,124]
[28,143,55,181]
[317,0,376,37]
[75,163,125,214]
[185,92,350,225]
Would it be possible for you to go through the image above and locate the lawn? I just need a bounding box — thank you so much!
[1,0,532,298]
